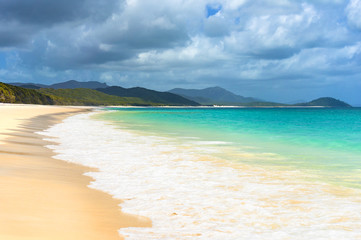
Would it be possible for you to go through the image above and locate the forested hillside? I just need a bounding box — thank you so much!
[0,82,54,104]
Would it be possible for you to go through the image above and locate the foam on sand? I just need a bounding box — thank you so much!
[41,113,361,239]
[0,106,128,240]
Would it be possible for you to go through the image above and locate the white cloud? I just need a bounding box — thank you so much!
[222,3,322,59]
[223,0,248,10]
[346,0,361,29]
[1,0,361,104]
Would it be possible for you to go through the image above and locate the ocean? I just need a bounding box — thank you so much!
[41,107,361,239]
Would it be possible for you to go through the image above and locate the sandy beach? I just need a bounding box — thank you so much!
[0,104,151,240]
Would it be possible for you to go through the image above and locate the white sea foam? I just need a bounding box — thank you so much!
[40,113,361,240]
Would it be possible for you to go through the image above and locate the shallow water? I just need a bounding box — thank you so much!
[41,108,361,239]
[99,108,361,189]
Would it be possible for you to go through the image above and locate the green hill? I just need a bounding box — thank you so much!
[0,82,54,104]
[2,81,352,108]
[10,80,108,89]
[0,82,158,106]
[97,86,200,106]
[296,97,352,108]
[49,80,108,89]
[37,88,151,106]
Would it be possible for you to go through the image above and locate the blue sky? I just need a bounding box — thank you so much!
[206,4,222,17]
[0,0,361,105]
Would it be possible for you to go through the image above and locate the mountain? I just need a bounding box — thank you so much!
[2,82,198,106]
[1,82,162,106]
[0,82,54,104]
[10,82,48,89]
[9,80,108,89]
[169,87,259,105]
[3,81,351,107]
[97,86,200,106]
[37,88,153,106]
[50,80,108,89]
[13,84,42,89]
[295,97,352,108]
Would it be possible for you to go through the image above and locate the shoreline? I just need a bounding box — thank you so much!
[0,104,151,240]
[53,109,361,239]
[104,105,344,109]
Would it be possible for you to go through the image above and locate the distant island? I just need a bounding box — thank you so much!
[295,97,351,108]
[0,81,352,107]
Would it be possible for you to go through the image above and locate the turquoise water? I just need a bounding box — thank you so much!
[48,109,361,238]
[98,107,361,189]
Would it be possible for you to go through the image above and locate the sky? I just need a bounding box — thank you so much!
[0,0,361,105]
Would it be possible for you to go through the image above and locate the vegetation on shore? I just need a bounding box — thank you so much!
[1,81,199,106]
[1,82,155,106]
[0,82,54,104]
[0,81,353,107]
[37,88,153,106]
[97,86,200,106]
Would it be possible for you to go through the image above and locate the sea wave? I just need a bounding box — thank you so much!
[40,112,361,240]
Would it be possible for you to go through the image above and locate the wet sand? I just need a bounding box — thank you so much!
[0,104,151,240]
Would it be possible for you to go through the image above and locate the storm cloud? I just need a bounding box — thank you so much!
[0,0,120,47]
[0,0,360,105]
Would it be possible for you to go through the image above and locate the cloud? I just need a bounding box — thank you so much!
[204,15,231,37]
[346,0,361,30]
[0,22,36,48]
[223,3,326,59]
[0,0,120,47]
[0,0,118,25]
[1,0,361,104]
[13,0,199,70]
[206,3,222,17]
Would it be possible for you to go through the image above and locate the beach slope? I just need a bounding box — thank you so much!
[0,104,150,240]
